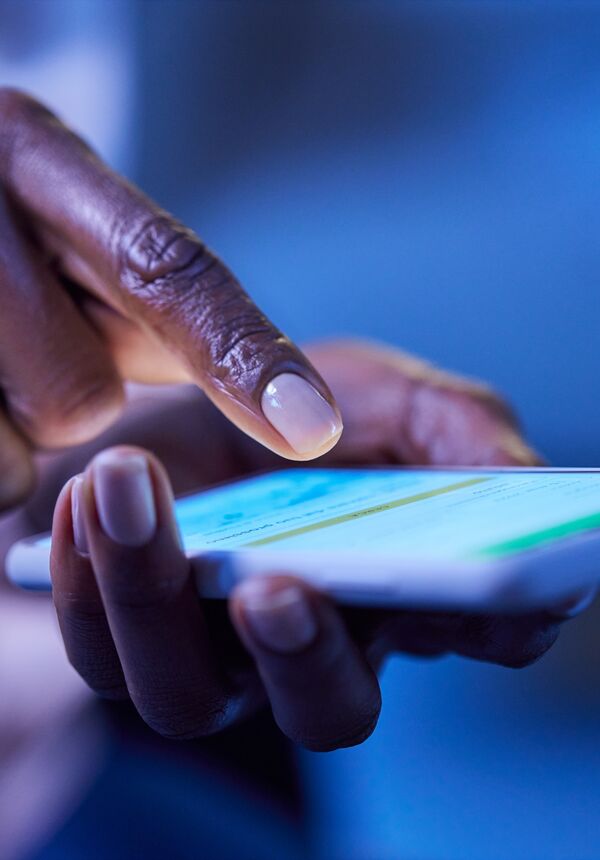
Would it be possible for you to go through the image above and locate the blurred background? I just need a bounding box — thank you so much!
[2,1,600,858]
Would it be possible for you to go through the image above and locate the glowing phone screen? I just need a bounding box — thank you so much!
[169,469,600,561]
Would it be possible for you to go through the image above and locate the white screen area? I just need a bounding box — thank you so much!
[169,469,600,561]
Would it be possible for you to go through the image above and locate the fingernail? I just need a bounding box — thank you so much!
[71,476,89,555]
[553,586,597,618]
[238,581,318,653]
[93,450,156,547]
[261,373,342,456]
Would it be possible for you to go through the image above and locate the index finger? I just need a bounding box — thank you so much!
[0,89,342,460]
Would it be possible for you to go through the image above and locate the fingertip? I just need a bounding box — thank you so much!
[549,586,598,620]
[76,447,191,626]
[86,445,173,500]
[49,473,128,700]
[231,575,382,751]
[260,373,343,459]
[86,447,157,548]
[453,612,561,669]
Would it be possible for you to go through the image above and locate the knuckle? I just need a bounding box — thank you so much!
[119,216,208,287]
[119,215,285,388]
[205,314,284,381]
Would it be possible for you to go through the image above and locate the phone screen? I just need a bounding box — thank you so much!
[166,469,600,562]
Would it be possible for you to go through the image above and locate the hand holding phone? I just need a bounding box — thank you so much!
[12,463,600,611]
[4,339,589,751]
[10,445,589,751]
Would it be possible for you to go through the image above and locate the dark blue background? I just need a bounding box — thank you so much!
[136,1,600,467]
[4,2,600,858]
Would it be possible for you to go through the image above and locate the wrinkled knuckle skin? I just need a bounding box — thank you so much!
[200,304,290,396]
[118,215,292,395]
[120,216,208,287]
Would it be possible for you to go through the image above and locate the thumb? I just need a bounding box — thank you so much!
[304,340,538,467]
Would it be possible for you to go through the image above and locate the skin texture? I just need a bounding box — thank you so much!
[0,90,582,751]
[0,87,342,510]
[40,341,583,753]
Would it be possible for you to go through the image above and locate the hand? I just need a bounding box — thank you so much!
[0,89,341,510]
[46,341,593,751]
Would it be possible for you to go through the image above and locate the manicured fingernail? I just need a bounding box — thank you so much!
[554,586,597,618]
[261,373,342,456]
[238,581,318,653]
[93,451,156,547]
[71,476,89,555]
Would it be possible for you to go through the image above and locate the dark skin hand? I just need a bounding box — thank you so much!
[0,88,342,511]
[0,92,585,751]
[42,341,587,752]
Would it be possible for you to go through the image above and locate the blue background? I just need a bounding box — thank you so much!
[3,2,600,858]
[138,5,600,854]
[136,1,600,468]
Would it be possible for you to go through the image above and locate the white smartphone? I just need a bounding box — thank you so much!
[7,467,600,611]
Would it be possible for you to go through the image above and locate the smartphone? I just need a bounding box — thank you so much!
[7,467,600,611]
